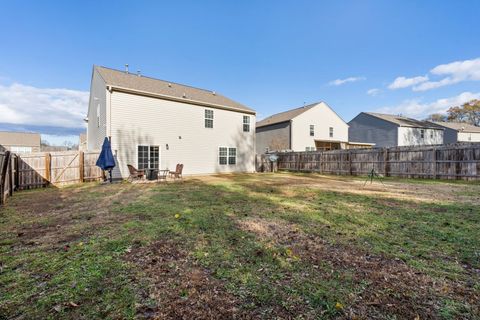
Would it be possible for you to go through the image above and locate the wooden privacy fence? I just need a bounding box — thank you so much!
[256,143,480,180]
[0,150,102,205]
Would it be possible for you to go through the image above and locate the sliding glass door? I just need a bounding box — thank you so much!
[138,145,159,170]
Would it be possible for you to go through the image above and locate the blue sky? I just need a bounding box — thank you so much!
[1,1,479,144]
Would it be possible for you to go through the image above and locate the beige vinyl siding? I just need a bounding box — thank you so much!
[109,91,255,178]
[458,131,480,142]
[87,69,107,150]
[290,102,348,151]
[397,127,443,146]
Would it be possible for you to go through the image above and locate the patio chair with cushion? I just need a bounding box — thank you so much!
[169,164,184,180]
[127,164,145,181]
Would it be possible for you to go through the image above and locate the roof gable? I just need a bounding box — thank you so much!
[95,66,254,114]
[256,103,318,128]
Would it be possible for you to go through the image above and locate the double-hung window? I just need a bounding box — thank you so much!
[96,104,100,128]
[218,147,236,165]
[329,127,334,138]
[243,116,250,132]
[309,125,314,136]
[138,145,159,170]
[205,109,214,128]
[420,129,425,139]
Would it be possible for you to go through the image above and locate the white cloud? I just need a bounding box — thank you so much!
[388,57,480,92]
[413,58,480,91]
[388,75,428,89]
[367,88,381,96]
[375,91,480,119]
[329,76,366,86]
[0,82,88,128]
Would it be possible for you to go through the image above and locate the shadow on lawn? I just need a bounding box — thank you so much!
[1,177,479,319]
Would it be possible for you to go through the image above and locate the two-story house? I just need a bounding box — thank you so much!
[255,102,350,152]
[86,66,256,178]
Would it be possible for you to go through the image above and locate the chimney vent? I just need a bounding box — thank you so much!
[125,64,129,74]
[182,93,186,98]
[212,91,216,95]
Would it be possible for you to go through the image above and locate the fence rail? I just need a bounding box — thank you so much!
[0,150,102,206]
[256,142,480,180]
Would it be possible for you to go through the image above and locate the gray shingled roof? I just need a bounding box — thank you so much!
[430,121,480,133]
[364,112,444,129]
[95,66,254,114]
[256,103,319,128]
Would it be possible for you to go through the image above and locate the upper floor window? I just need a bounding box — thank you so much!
[243,116,250,132]
[430,131,433,139]
[96,104,100,128]
[420,129,425,139]
[309,125,314,136]
[329,127,333,138]
[205,109,214,128]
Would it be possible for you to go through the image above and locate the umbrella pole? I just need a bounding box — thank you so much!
[109,169,113,183]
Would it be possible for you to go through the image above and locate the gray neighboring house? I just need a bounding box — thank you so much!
[428,122,480,143]
[256,102,350,153]
[348,112,444,148]
[0,131,41,153]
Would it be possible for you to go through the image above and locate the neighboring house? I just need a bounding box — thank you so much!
[348,112,444,148]
[0,131,41,153]
[256,102,349,153]
[79,132,87,151]
[428,122,480,143]
[86,66,256,178]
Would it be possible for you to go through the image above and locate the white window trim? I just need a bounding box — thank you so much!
[137,144,160,170]
[309,125,314,136]
[205,109,214,129]
[218,146,237,166]
[243,115,250,132]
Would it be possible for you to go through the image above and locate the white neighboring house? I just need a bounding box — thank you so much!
[348,112,444,147]
[256,102,351,152]
[428,122,480,143]
[86,66,256,178]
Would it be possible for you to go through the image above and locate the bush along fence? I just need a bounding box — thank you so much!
[0,150,102,205]
[256,142,480,180]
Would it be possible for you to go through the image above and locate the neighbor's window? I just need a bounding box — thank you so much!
[10,146,32,154]
[310,125,314,136]
[205,109,214,128]
[329,127,333,138]
[243,116,250,132]
[420,129,425,139]
[218,147,236,165]
[430,131,433,139]
[96,104,100,128]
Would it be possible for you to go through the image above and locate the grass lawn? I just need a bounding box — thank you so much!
[0,173,479,319]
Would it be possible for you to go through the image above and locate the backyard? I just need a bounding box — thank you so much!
[0,172,479,319]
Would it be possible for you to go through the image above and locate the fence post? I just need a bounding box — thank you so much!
[384,148,389,177]
[45,153,51,186]
[14,155,18,191]
[432,147,437,179]
[348,150,353,176]
[0,151,10,205]
[79,151,84,182]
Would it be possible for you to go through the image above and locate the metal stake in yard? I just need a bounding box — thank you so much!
[364,168,385,187]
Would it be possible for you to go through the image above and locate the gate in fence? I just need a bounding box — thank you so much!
[0,150,103,205]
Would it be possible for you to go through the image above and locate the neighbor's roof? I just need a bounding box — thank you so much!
[429,121,480,133]
[0,131,41,147]
[95,66,254,114]
[363,112,444,129]
[256,103,319,128]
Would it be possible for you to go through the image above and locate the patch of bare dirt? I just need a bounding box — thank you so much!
[125,240,251,320]
[238,217,480,319]
[5,183,151,249]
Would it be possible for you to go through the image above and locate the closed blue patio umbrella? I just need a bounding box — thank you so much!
[96,137,116,182]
